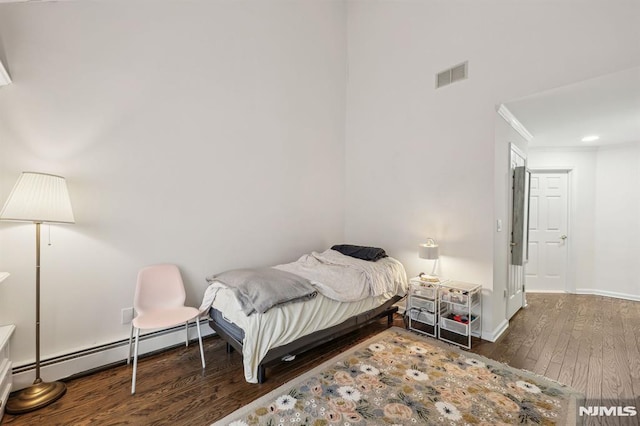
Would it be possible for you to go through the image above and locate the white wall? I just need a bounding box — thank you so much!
[345,0,640,337]
[527,148,598,293]
[594,143,640,298]
[0,0,347,369]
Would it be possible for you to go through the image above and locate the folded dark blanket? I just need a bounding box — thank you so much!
[206,267,317,315]
[331,244,388,262]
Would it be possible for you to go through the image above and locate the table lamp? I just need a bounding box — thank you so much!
[418,238,440,282]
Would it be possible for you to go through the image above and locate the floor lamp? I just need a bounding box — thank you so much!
[0,172,75,414]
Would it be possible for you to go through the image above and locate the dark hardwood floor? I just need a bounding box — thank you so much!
[3,293,639,425]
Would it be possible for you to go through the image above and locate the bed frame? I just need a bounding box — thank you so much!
[209,295,401,383]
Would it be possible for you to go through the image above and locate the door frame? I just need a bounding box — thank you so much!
[527,167,574,293]
[506,143,527,319]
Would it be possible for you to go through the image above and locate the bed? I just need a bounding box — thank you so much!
[199,247,408,383]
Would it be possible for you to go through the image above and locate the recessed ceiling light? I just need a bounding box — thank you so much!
[581,135,600,142]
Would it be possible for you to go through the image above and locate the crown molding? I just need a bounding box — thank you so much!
[497,104,533,142]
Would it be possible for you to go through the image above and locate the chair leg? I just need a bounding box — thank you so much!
[195,318,205,369]
[131,327,140,394]
[127,323,134,364]
[185,322,189,346]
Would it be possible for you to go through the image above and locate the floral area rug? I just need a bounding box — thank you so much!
[212,327,581,425]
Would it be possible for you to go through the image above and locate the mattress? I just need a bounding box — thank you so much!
[210,289,402,383]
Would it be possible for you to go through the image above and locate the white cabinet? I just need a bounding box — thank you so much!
[407,278,441,338]
[406,279,482,349]
[0,325,15,422]
[437,281,482,349]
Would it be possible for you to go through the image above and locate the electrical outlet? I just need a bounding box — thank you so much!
[121,307,134,324]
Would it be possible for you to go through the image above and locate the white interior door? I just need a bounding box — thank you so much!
[507,145,526,320]
[526,172,569,291]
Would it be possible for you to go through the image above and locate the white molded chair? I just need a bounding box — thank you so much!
[127,264,205,394]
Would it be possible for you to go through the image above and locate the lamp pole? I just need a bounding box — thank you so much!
[5,222,67,414]
[35,222,41,383]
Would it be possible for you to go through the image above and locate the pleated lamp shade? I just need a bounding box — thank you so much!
[418,238,439,260]
[0,172,75,224]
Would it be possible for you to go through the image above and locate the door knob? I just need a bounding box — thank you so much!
[560,234,567,240]
[510,242,517,247]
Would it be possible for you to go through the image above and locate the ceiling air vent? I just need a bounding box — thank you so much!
[436,61,467,89]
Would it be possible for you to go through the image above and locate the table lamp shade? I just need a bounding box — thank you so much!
[418,238,439,260]
[0,172,75,224]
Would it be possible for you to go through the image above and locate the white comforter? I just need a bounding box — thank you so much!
[198,251,408,383]
[274,249,407,301]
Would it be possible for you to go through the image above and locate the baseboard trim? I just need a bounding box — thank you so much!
[12,320,214,390]
[575,288,640,302]
[482,319,509,342]
[526,289,639,301]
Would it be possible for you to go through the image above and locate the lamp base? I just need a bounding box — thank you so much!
[5,379,66,414]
